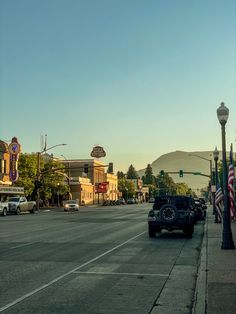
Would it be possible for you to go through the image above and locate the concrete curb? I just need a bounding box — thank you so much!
[192,215,208,314]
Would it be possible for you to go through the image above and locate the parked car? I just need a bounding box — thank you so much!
[127,198,136,204]
[116,198,126,205]
[64,200,79,211]
[0,201,8,216]
[7,196,36,214]
[193,198,206,221]
[148,195,195,238]
[148,197,155,203]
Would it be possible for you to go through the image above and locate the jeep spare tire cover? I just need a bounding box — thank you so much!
[159,204,178,223]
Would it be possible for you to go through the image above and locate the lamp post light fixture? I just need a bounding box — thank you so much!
[217,102,235,249]
[36,143,67,211]
[213,146,220,223]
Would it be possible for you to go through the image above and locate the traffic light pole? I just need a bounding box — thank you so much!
[159,171,211,178]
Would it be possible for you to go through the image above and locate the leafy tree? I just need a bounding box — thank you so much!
[13,153,38,197]
[126,164,138,179]
[176,183,194,196]
[147,184,158,197]
[41,158,68,201]
[156,173,177,196]
[14,153,68,202]
[117,171,126,179]
[118,178,135,200]
[142,164,155,185]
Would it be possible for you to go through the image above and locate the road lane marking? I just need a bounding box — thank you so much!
[0,230,146,312]
[73,271,168,277]
[11,242,35,249]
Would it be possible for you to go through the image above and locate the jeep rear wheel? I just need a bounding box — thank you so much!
[159,204,178,223]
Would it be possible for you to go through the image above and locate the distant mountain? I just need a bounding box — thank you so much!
[137,150,222,191]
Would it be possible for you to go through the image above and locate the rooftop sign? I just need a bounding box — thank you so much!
[90,145,106,158]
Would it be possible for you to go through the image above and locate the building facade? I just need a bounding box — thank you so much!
[61,158,118,205]
[0,140,10,186]
[0,139,24,201]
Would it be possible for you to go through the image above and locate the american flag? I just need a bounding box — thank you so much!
[228,144,235,219]
[215,181,223,222]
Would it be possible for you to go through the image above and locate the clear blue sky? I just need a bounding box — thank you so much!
[1,0,236,172]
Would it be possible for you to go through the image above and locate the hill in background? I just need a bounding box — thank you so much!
[137,151,222,192]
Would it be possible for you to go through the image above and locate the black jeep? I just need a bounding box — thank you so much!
[148,195,195,238]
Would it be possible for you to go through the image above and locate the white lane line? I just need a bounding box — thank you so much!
[0,230,146,312]
[73,271,168,277]
[11,242,35,249]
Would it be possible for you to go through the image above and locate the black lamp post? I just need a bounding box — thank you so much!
[217,102,235,249]
[213,146,220,223]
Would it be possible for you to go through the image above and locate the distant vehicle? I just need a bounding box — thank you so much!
[127,198,136,204]
[0,201,8,216]
[116,198,126,205]
[148,197,155,203]
[64,200,79,212]
[7,196,36,214]
[148,195,195,238]
[193,198,206,220]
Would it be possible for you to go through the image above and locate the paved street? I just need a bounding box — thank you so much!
[0,204,204,314]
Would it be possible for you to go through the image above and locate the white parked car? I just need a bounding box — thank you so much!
[64,200,79,212]
[0,201,8,216]
[7,196,36,214]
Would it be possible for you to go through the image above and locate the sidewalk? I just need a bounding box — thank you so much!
[194,208,236,313]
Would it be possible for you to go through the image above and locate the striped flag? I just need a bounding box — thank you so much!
[228,144,235,219]
[215,181,223,222]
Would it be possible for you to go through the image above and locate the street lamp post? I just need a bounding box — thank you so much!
[217,102,235,249]
[213,146,220,223]
[61,155,71,199]
[36,143,67,211]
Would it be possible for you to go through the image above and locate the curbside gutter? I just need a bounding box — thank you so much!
[192,214,208,313]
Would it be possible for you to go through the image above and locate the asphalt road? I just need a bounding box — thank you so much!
[0,203,204,314]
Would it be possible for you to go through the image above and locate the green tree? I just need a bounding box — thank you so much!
[117,171,126,179]
[126,164,138,179]
[156,173,177,196]
[14,153,68,202]
[142,164,155,185]
[13,153,38,197]
[176,183,194,196]
[41,158,68,201]
[118,178,135,200]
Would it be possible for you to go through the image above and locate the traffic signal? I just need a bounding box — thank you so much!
[108,162,113,174]
[179,170,184,177]
[160,170,164,177]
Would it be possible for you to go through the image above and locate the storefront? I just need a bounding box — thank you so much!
[0,186,24,202]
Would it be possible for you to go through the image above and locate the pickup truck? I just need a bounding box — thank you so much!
[7,196,36,215]
[0,201,8,216]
